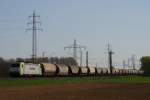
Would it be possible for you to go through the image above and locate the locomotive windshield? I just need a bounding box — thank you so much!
[11,63,20,68]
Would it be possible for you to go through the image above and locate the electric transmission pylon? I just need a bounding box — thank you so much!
[131,54,136,70]
[26,11,42,63]
[107,44,114,75]
[64,39,86,63]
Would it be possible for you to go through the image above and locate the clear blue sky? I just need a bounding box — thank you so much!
[0,0,150,68]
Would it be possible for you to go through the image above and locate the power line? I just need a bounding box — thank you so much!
[26,11,42,63]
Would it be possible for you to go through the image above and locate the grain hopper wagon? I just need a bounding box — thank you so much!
[68,65,80,76]
[113,69,119,76]
[96,67,103,76]
[40,63,58,76]
[56,64,69,76]
[79,67,88,76]
[102,68,109,75]
[88,67,96,76]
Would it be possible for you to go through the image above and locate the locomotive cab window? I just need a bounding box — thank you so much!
[11,64,20,68]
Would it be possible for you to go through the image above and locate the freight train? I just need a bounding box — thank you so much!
[9,62,144,77]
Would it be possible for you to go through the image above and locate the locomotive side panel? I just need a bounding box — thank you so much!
[23,63,42,76]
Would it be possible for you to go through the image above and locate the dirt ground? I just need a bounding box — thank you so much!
[0,83,150,100]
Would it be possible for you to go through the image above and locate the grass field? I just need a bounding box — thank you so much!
[0,76,150,87]
[1,76,150,100]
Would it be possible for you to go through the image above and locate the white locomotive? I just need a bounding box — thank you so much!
[9,62,42,76]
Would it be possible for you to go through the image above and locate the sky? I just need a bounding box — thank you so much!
[0,0,150,68]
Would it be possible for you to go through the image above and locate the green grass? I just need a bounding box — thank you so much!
[0,76,150,87]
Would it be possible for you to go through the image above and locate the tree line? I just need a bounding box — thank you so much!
[140,56,150,75]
